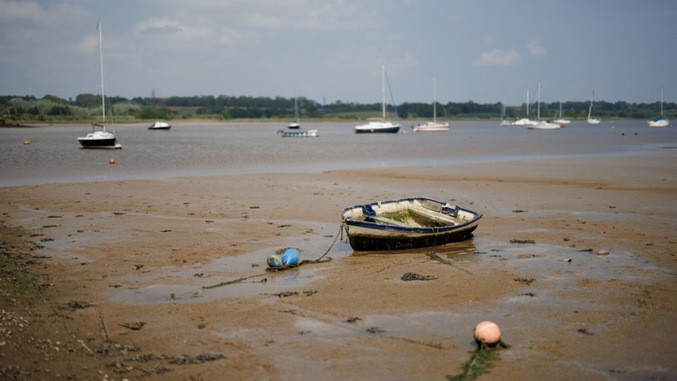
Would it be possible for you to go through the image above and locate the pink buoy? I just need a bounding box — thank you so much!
[473,321,501,346]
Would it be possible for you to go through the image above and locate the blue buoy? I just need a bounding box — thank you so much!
[281,248,299,267]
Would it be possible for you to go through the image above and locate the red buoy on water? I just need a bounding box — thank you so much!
[109,158,116,164]
[23,140,30,145]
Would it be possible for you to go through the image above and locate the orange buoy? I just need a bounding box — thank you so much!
[109,158,116,165]
[23,140,30,145]
[473,321,501,346]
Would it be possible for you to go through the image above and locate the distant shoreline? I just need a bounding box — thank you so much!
[0,116,654,126]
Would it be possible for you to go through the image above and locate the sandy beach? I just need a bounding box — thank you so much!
[1,152,675,380]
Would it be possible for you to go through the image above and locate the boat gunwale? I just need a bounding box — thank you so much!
[341,197,482,234]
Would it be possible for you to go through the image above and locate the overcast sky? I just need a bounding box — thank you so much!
[1,0,675,106]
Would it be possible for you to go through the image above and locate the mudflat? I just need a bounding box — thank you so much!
[1,153,675,380]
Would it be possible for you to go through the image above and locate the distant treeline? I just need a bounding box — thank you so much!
[1,94,674,122]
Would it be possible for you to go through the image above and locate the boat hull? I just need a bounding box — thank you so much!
[78,137,117,148]
[354,123,400,134]
[648,119,670,127]
[278,129,318,137]
[413,122,450,132]
[149,121,171,129]
[528,121,562,130]
[342,198,482,251]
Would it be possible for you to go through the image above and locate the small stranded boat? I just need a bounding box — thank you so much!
[341,197,482,251]
[149,121,171,130]
[278,129,318,137]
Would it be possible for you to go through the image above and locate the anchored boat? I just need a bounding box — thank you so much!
[341,197,482,251]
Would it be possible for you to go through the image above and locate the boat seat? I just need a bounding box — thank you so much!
[409,206,460,225]
[365,215,412,228]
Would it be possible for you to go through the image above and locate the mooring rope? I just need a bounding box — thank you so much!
[316,223,345,262]
[203,224,345,289]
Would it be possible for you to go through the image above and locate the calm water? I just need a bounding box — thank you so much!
[1,120,675,186]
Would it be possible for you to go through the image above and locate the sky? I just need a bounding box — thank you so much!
[1,0,676,106]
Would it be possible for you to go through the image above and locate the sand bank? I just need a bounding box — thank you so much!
[1,153,675,380]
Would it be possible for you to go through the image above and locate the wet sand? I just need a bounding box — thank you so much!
[1,153,675,380]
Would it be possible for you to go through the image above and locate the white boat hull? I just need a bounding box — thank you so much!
[528,121,562,130]
[278,129,318,137]
[413,122,450,132]
[149,121,171,130]
[648,119,670,127]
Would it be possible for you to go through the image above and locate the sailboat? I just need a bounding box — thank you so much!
[553,100,571,125]
[648,87,670,127]
[529,81,561,130]
[288,97,301,129]
[499,97,511,126]
[586,90,601,124]
[513,89,537,126]
[354,64,401,134]
[78,22,118,148]
[413,77,450,132]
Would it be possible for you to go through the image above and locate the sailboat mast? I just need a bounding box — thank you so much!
[433,77,437,123]
[381,64,386,120]
[98,22,106,124]
[526,89,530,118]
[660,86,664,116]
[588,90,594,119]
[537,81,541,120]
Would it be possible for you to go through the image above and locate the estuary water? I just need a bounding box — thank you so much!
[1,120,675,186]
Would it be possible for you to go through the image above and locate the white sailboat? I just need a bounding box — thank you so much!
[78,22,119,148]
[288,97,301,129]
[529,81,561,130]
[354,64,401,134]
[413,77,450,132]
[648,87,670,127]
[553,100,571,125]
[586,90,601,124]
[499,97,511,126]
[513,88,537,126]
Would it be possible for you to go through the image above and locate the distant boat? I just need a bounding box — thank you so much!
[78,22,118,149]
[413,77,450,132]
[513,89,537,127]
[648,87,670,127]
[341,197,482,251]
[499,99,511,126]
[553,100,571,125]
[288,97,301,129]
[148,121,171,130]
[587,90,601,124]
[528,81,561,130]
[354,64,401,134]
[277,129,318,137]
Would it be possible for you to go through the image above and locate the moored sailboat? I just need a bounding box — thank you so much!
[553,100,571,125]
[528,81,561,130]
[413,77,450,132]
[354,65,401,134]
[78,22,118,149]
[586,90,601,124]
[648,87,670,127]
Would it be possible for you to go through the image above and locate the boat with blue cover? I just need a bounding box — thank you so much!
[341,197,482,251]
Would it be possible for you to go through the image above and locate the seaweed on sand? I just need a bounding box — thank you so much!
[447,341,510,381]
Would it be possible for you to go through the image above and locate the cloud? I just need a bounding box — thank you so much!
[473,49,522,67]
[528,39,547,57]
